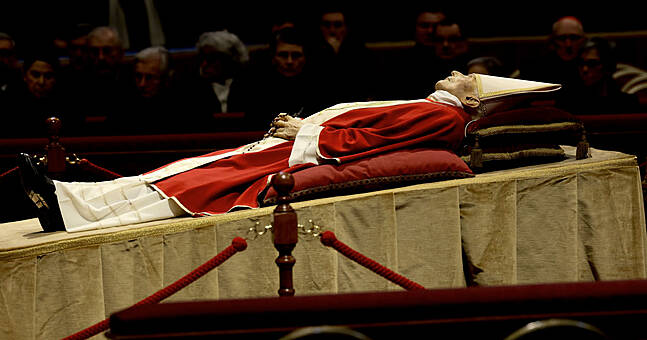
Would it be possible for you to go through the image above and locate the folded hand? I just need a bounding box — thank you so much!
[272,114,304,140]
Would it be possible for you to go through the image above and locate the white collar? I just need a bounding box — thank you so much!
[211,78,233,112]
[427,90,463,108]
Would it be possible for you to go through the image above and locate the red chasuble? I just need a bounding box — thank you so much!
[149,99,470,215]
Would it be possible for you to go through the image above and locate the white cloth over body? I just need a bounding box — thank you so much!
[54,177,185,233]
[54,92,463,233]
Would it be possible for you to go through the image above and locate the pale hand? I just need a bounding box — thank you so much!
[272,115,304,140]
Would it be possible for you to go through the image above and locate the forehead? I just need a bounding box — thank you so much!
[554,19,583,35]
[417,12,445,24]
[28,60,54,72]
[89,34,119,47]
[135,58,162,73]
[436,24,461,36]
[276,42,303,52]
[322,12,344,22]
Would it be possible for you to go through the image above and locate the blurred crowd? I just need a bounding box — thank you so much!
[0,7,644,138]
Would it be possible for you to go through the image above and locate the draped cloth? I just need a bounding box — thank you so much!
[1,146,645,340]
[55,98,469,232]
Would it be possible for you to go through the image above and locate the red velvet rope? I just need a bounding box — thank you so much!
[62,237,248,340]
[320,231,425,291]
[78,159,123,179]
[0,159,122,181]
[0,166,18,179]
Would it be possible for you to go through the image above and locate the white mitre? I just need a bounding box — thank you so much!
[473,74,562,114]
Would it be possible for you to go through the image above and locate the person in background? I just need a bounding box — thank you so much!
[414,8,446,49]
[467,56,507,76]
[21,52,60,111]
[0,33,22,103]
[557,37,641,115]
[133,46,172,100]
[176,30,252,131]
[430,18,473,77]
[247,27,322,128]
[86,26,126,81]
[520,16,586,103]
[319,10,347,55]
[310,8,376,105]
[4,50,63,137]
[61,26,130,135]
[63,23,94,75]
[550,16,587,65]
[57,23,93,117]
[247,10,301,79]
[383,8,476,100]
[117,46,181,133]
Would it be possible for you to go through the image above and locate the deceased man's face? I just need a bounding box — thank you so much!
[435,71,476,96]
[435,71,480,109]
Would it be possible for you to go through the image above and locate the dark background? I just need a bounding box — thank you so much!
[2,1,646,53]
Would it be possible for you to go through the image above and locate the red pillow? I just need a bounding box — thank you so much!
[260,148,473,206]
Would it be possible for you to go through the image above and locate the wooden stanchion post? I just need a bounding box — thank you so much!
[45,117,66,177]
[271,172,297,297]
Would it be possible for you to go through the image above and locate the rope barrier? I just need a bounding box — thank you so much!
[0,166,18,179]
[1,157,121,182]
[62,237,248,340]
[77,159,123,179]
[320,231,425,291]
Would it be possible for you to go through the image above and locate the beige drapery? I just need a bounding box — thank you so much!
[1,146,645,339]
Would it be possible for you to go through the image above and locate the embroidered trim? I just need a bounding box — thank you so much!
[461,147,565,162]
[470,122,582,137]
[262,171,474,205]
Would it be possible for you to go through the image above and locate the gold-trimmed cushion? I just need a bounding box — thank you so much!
[462,106,588,172]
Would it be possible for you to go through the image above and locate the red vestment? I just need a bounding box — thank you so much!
[147,99,470,215]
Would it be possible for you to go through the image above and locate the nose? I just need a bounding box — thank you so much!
[451,71,461,77]
[36,75,45,85]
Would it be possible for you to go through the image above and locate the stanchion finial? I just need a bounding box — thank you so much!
[272,172,295,204]
[45,116,65,175]
[272,172,297,297]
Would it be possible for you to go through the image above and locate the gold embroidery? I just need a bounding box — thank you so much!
[28,191,49,209]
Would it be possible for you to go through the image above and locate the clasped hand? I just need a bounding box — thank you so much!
[266,113,304,140]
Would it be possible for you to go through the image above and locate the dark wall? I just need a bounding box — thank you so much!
[2,1,646,53]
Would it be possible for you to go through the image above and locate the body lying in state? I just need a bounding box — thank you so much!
[18,71,559,233]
